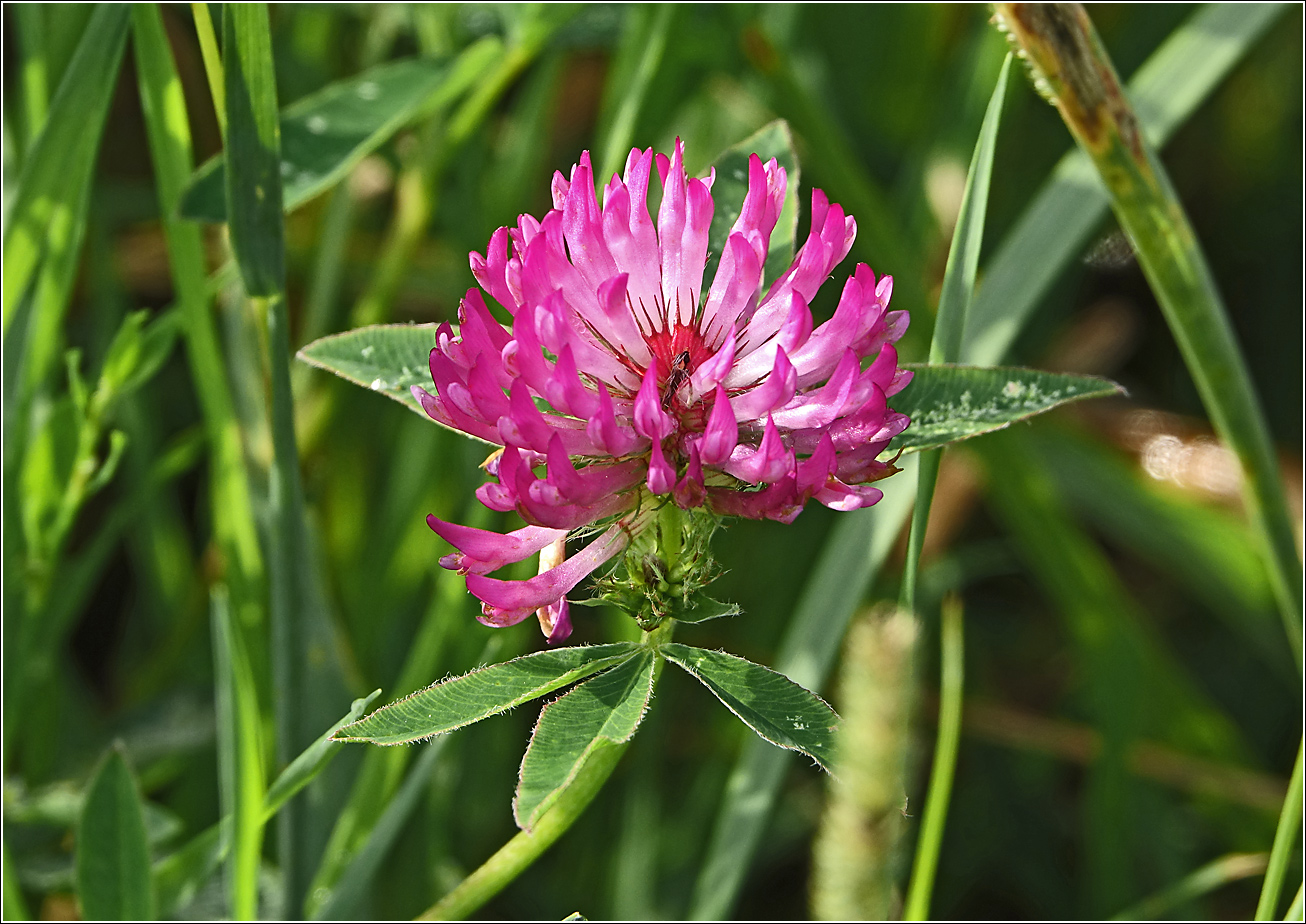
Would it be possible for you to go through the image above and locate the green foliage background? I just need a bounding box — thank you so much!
[2,4,1300,920]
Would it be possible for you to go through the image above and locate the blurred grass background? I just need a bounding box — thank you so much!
[2,3,1301,919]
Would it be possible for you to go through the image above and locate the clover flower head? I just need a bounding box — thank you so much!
[416,140,912,642]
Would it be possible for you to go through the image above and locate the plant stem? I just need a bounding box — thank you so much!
[419,623,672,920]
[1257,738,1304,920]
[992,3,1303,669]
[191,3,226,135]
[903,594,965,920]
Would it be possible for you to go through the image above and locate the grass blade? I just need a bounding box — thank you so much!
[900,52,1009,613]
[2,3,129,335]
[211,586,265,920]
[992,2,1301,667]
[311,740,447,919]
[902,595,965,920]
[1257,739,1304,920]
[1110,852,1269,921]
[223,4,324,911]
[131,3,267,635]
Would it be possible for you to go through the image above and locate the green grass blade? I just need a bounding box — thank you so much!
[2,3,128,335]
[223,4,321,910]
[1110,852,1269,921]
[3,839,29,920]
[211,585,265,920]
[992,2,1302,667]
[1257,739,1305,920]
[131,3,267,630]
[311,739,447,919]
[191,3,226,135]
[900,54,1009,618]
[1283,883,1304,922]
[902,595,965,921]
[75,747,156,921]
[223,3,285,298]
[963,3,1287,367]
[14,5,50,156]
[688,459,917,919]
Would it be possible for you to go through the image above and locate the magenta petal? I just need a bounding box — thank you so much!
[699,384,739,465]
[468,525,629,625]
[587,381,641,456]
[540,598,573,644]
[427,516,567,575]
[646,438,676,495]
[725,416,793,485]
[633,365,674,440]
[673,443,706,508]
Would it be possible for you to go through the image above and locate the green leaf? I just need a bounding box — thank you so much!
[888,364,1123,453]
[704,119,801,290]
[335,643,641,746]
[179,43,501,223]
[514,650,656,830]
[660,644,837,771]
[263,689,382,821]
[297,323,448,423]
[2,3,129,333]
[75,747,155,921]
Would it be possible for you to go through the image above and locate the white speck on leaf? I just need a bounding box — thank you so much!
[307,114,328,134]
[360,345,375,358]
[369,377,387,391]
[357,81,380,100]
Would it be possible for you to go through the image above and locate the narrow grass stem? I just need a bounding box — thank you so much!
[1256,738,1304,920]
[192,3,226,136]
[1109,852,1268,921]
[1285,883,1304,922]
[903,594,965,920]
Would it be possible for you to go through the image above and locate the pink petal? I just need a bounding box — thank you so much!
[427,516,567,575]
[468,525,629,626]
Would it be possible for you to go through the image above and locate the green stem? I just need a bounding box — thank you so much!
[903,594,965,920]
[1109,852,1268,921]
[419,624,672,920]
[1284,883,1304,922]
[1257,738,1304,920]
[192,3,227,136]
[992,3,1303,669]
